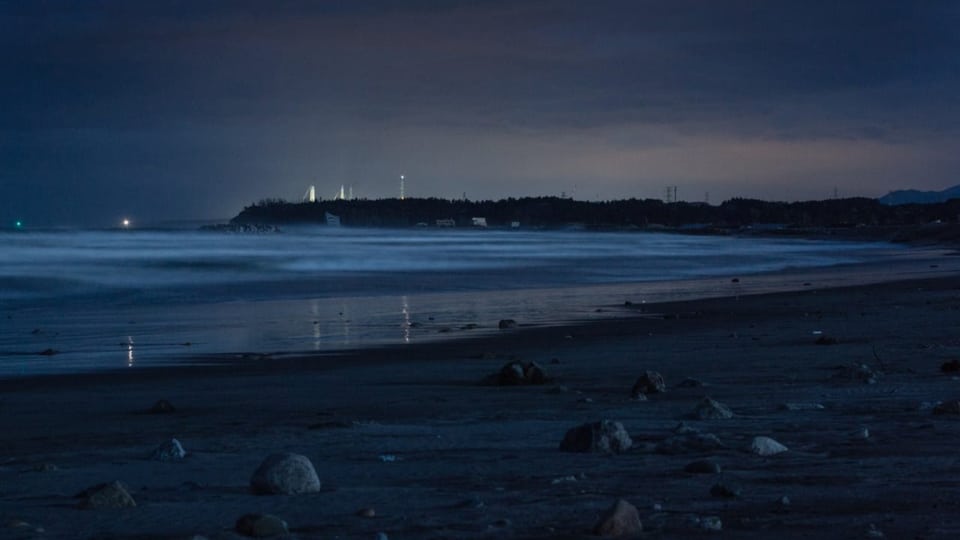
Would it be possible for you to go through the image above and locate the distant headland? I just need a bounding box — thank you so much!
[228,195,960,243]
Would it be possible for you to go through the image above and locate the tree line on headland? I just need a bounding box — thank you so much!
[233,195,960,231]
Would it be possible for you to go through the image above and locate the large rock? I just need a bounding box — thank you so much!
[150,438,186,461]
[594,499,643,537]
[489,360,550,385]
[498,319,517,329]
[250,453,321,495]
[693,397,734,419]
[630,371,666,398]
[559,420,632,454]
[76,481,136,509]
[748,436,788,456]
[235,513,289,538]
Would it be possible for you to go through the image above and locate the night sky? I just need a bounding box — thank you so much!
[3,1,959,226]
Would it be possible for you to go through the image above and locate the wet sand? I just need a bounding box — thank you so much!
[3,275,960,539]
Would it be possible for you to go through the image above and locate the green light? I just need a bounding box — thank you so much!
[14,220,22,229]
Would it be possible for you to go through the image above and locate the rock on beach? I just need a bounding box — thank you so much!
[748,436,789,456]
[76,481,136,509]
[559,420,633,454]
[630,370,666,398]
[693,397,734,419]
[235,513,289,538]
[250,453,321,495]
[594,499,643,537]
[150,438,186,461]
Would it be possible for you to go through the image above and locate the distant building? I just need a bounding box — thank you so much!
[325,212,341,226]
[471,217,488,227]
[436,219,456,227]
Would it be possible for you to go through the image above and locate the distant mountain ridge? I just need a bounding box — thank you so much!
[879,185,960,205]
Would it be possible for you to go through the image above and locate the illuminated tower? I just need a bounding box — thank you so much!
[309,185,316,203]
[400,175,405,200]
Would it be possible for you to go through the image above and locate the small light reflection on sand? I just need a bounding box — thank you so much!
[126,336,135,367]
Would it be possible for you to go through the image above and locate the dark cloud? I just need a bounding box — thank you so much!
[2,1,958,225]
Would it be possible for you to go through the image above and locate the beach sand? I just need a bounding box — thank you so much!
[3,275,960,539]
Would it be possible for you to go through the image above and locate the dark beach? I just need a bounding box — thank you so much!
[3,268,960,539]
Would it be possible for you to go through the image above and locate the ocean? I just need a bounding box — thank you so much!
[0,227,945,376]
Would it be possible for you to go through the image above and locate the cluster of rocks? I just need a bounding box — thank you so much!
[486,360,551,386]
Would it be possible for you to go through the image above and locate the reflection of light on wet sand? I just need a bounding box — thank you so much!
[401,295,411,343]
[126,336,134,367]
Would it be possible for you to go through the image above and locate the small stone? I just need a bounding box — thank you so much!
[832,363,880,384]
[933,399,960,415]
[630,371,666,398]
[710,481,742,498]
[779,495,791,506]
[559,420,633,454]
[498,319,517,329]
[357,507,376,518]
[551,475,578,484]
[235,513,289,538]
[865,523,885,538]
[148,399,176,414]
[748,436,788,456]
[250,453,321,495]
[851,426,870,440]
[693,397,734,419]
[375,533,389,540]
[699,516,723,531]
[657,429,724,455]
[940,360,960,373]
[684,459,722,474]
[779,402,825,411]
[677,378,704,388]
[151,438,186,461]
[76,481,137,509]
[593,499,643,537]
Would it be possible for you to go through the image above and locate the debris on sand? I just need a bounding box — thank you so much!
[559,420,633,454]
